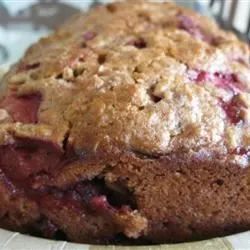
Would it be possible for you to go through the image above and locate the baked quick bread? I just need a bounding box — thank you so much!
[0,0,249,244]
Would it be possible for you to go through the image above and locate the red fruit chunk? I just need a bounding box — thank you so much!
[178,14,214,43]
[196,71,210,82]
[0,138,62,181]
[83,31,96,41]
[89,195,111,212]
[233,147,250,156]
[178,15,203,39]
[221,96,245,124]
[187,70,246,124]
[0,92,42,123]
[187,70,213,83]
[187,70,243,93]
[213,72,243,93]
[178,15,198,33]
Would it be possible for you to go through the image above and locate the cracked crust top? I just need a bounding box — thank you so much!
[0,0,249,165]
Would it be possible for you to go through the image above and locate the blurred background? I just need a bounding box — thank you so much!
[0,0,249,66]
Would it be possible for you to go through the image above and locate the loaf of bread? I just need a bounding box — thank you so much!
[0,0,249,244]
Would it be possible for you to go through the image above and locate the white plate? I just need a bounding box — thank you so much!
[0,228,250,250]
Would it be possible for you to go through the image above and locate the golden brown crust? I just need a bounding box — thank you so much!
[0,0,249,244]
[1,0,249,157]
